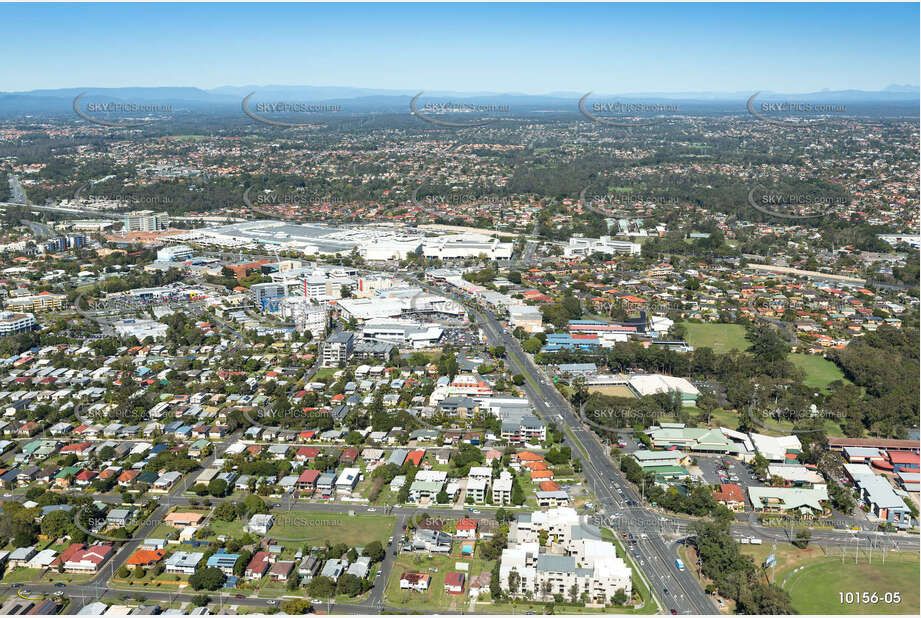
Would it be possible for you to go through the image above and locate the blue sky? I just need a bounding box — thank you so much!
[2,2,917,93]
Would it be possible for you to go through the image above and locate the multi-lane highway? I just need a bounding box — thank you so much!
[466,300,719,614]
[407,274,717,613]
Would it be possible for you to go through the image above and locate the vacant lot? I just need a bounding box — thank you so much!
[385,553,492,612]
[267,510,396,547]
[680,322,748,353]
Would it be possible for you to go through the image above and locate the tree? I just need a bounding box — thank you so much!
[281,599,314,614]
[337,573,363,597]
[508,569,520,594]
[214,501,238,521]
[697,388,719,425]
[308,575,337,598]
[40,509,73,539]
[613,588,627,605]
[538,529,549,547]
[793,528,811,549]
[117,565,131,579]
[511,478,526,506]
[745,325,790,363]
[13,528,36,548]
[490,562,503,600]
[522,337,543,354]
[750,454,769,478]
[363,541,385,563]
[189,567,227,591]
[191,594,211,607]
[234,551,252,577]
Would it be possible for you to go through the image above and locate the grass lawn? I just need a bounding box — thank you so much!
[681,322,749,353]
[267,511,396,547]
[783,553,919,614]
[38,571,95,585]
[384,554,468,613]
[203,519,245,539]
[312,368,339,381]
[705,407,741,429]
[385,552,492,612]
[148,524,179,539]
[789,353,851,390]
[1,567,40,584]
[740,542,919,615]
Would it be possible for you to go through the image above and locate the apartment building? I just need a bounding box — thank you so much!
[5,293,66,312]
[499,508,632,605]
[124,210,169,232]
[322,331,354,367]
[0,311,36,336]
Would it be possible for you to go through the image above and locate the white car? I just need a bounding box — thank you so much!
[367,508,376,512]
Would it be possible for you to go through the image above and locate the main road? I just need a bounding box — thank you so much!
[474,303,717,614]
[408,274,717,614]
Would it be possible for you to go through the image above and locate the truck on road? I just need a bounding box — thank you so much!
[675,558,685,571]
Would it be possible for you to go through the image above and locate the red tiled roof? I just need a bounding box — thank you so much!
[713,483,745,504]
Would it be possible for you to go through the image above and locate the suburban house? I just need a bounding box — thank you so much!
[444,571,466,594]
[245,551,272,579]
[713,483,746,512]
[164,551,204,575]
[400,572,431,592]
[58,543,114,573]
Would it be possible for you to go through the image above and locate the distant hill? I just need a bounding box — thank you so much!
[0,85,916,117]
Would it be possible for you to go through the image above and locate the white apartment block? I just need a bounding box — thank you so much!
[500,508,631,605]
[0,311,36,335]
[492,470,514,505]
[564,235,641,257]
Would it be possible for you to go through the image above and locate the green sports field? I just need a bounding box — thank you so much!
[783,555,919,615]
[680,322,749,353]
[681,323,851,390]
